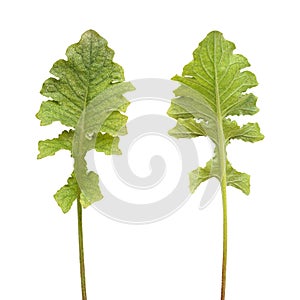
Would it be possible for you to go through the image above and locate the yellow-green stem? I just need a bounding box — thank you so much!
[220,177,228,300]
[77,198,87,300]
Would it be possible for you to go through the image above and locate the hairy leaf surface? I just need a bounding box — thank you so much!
[37,30,134,212]
[168,31,264,194]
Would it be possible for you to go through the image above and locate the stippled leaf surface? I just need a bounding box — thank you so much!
[72,81,134,203]
[168,31,263,195]
[37,30,134,212]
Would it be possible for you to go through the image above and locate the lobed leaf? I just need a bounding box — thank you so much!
[37,30,133,212]
[95,133,121,155]
[54,172,79,213]
[168,118,207,138]
[168,31,264,195]
[37,130,74,159]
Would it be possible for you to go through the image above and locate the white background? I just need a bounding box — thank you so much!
[1,0,299,299]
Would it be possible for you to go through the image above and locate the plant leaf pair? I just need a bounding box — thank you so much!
[37,30,263,210]
[37,30,263,300]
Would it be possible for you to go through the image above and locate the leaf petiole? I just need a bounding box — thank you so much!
[221,177,227,300]
[77,197,87,300]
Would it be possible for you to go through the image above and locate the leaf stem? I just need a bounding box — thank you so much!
[221,176,228,300]
[77,197,87,300]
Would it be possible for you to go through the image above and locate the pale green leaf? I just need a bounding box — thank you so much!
[226,163,250,195]
[168,31,264,195]
[223,119,264,143]
[168,118,207,138]
[189,158,250,195]
[189,160,212,193]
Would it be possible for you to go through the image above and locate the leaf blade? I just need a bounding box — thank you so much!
[37,30,133,211]
[37,130,74,159]
[168,31,263,196]
[54,172,79,213]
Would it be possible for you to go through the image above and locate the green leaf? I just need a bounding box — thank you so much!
[168,31,264,195]
[100,111,128,136]
[37,130,74,159]
[72,81,134,204]
[95,133,121,155]
[168,118,207,138]
[223,119,264,143]
[189,160,212,193]
[37,30,134,212]
[226,163,250,195]
[36,30,125,128]
[190,159,250,195]
[54,172,79,213]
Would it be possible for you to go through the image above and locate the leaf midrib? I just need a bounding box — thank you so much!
[83,37,93,111]
[72,39,94,160]
[213,33,226,178]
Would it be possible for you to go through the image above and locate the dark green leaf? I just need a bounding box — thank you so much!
[37,30,133,212]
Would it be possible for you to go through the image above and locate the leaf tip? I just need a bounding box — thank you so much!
[167,127,177,139]
[83,29,101,37]
[208,30,223,36]
[171,74,180,81]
